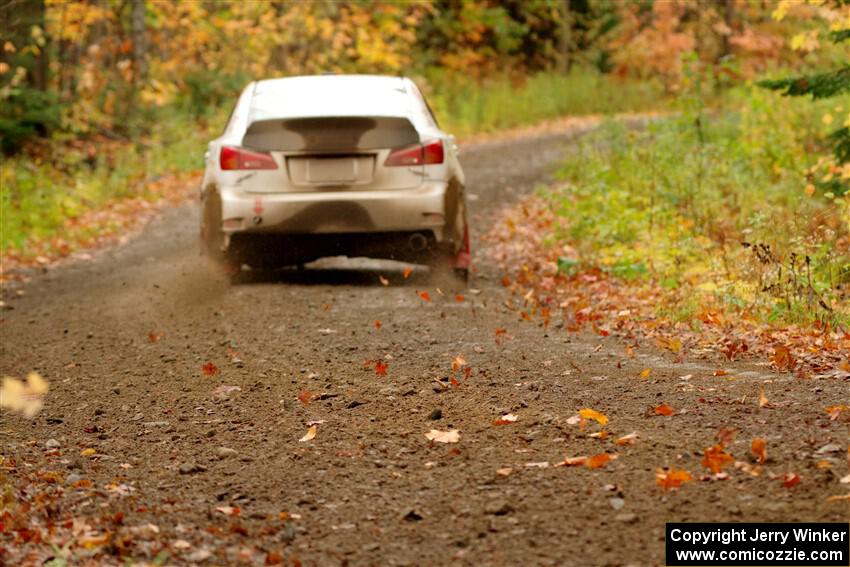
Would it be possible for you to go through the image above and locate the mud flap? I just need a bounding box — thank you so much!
[451,225,471,269]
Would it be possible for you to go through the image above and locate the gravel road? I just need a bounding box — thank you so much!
[2,120,847,566]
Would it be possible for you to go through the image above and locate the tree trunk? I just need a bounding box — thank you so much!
[719,0,735,59]
[131,0,147,83]
[558,0,571,74]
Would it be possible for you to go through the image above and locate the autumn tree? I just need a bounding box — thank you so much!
[0,0,60,153]
[760,0,850,195]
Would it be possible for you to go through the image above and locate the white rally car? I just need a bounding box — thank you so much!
[200,74,470,282]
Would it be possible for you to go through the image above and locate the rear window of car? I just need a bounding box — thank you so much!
[249,76,411,122]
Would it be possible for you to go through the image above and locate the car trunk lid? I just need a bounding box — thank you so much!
[238,116,423,193]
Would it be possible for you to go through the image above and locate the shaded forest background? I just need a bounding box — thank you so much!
[2,0,845,148]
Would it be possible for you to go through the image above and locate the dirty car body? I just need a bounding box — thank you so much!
[200,75,470,278]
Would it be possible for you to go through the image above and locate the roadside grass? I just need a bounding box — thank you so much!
[428,68,664,137]
[1,109,227,269]
[541,86,850,328]
[0,69,665,270]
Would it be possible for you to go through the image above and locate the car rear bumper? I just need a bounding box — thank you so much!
[218,181,451,242]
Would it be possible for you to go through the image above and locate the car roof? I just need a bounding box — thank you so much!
[248,75,413,122]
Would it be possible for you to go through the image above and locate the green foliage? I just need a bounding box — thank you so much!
[179,70,250,119]
[758,29,849,196]
[0,106,229,256]
[759,66,850,99]
[546,87,849,326]
[0,87,61,154]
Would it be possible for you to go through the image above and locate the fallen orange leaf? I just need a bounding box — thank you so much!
[374,320,381,330]
[713,369,728,376]
[451,355,467,372]
[715,427,738,447]
[202,362,218,377]
[614,432,638,446]
[826,405,849,420]
[655,468,693,490]
[148,331,163,343]
[654,404,675,416]
[297,390,313,405]
[375,360,388,376]
[702,444,734,473]
[403,267,413,279]
[782,472,800,489]
[418,291,431,302]
[585,453,617,469]
[751,438,767,463]
[758,387,769,408]
[770,345,796,370]
[639,368,652,379]
[455,294,465,302]
[493,413,518,426]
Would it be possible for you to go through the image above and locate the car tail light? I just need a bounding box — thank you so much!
[220,146,278,170]
[385,140,444,167]
[422,139,444,164]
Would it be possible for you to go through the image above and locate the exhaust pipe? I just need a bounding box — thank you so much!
[408,233,428,252]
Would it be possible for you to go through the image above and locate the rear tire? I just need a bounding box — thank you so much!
[201,189,225,262]
[202,189,244,283]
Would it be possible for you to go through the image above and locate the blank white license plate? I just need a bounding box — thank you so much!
[306,158,356,183]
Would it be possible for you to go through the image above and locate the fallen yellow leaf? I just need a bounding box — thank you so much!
[299,425,317,442]
[578,408,608,426]
[0,372,49,418]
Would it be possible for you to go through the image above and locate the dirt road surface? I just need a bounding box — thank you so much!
[2,121,848,566]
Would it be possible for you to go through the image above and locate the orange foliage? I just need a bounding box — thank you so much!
[655,468,693,490]
[702,444,734,473]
